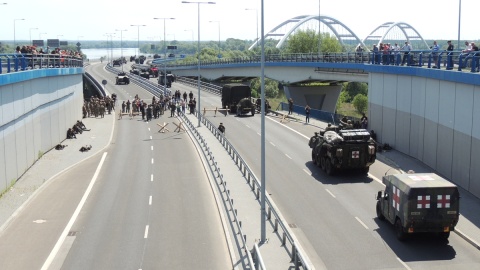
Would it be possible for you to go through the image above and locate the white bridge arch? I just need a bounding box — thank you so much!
[249,15,428,51]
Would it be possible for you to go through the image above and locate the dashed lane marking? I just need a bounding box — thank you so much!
[151,174,153,182]
[144,225,149,238]
[151,158,154,164]
[325,189,336,198]
[270,142,276,147]
[149,196,152,205]
[285,154,292,159]
[355,217,369,230]
[303,169,312,176]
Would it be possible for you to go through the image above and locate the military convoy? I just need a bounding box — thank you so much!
[115,72,130,85]
[376,173,460,240]
[309,127,376,175]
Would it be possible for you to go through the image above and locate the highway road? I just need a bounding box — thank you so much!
[0,63,232,270]
[170,78,480,269]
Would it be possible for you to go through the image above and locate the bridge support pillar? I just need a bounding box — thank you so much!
[283,84,341,113]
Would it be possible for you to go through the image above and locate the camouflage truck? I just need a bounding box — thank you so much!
[221,83,251,113]
[236,98,255,116]
[115,72,130,85]
[376,173,460,241]
[309,128,376,175]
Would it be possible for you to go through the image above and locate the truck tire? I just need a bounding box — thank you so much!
[439,231,450,240]
[376,201,385,221]
[325,158,334,175]
[395,219,406,241]
[362,166,370,174]
[251,108,255,116]
[320,157,326,171]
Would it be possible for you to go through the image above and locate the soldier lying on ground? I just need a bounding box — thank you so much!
[79,145,92,152]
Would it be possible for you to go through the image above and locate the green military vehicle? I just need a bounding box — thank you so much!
[221,83,251,114]
[376,173,460,241]
[115,72,130,85]
[309,128,376,175]
[236,97,255,116]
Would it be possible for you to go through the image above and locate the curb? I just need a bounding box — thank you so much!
[454,229,480,250]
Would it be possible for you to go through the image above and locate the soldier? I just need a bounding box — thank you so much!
[189,91,194,100]
[218,123,225,134]
[309,132,320,148]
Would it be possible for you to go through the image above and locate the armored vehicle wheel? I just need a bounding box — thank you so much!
[395,219,406,241]
[251,108,255,116]
[439,231,450,240]
[315,156,322,167]
[376,201,385,221]
[320,157,326,171]
[325,158,334,175]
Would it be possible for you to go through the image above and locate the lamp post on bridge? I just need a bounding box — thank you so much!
[29,28,38,45]
[457,0,461,51]
[115,29,127,71]
[182,1,216,128]
[209,20,221,57]
[245,8,258,49]
[14,18,25,47]
[105,33,115,64]
[153,17,175,97]
[131,24,146,59]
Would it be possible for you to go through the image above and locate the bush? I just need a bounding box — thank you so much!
[352,94,368,114]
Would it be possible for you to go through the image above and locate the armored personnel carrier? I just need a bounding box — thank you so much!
[309,128,376,175]
[115,72,130,85]
[236,98,255,116]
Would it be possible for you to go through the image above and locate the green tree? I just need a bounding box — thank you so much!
[284,29,343,53]
[352,94,368,114]
[250,77,279,98]
[344,82,368,102]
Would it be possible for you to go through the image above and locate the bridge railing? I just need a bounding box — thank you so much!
[168,51,480,73]
[0,53,83,74]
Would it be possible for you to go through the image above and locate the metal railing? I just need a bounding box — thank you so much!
[168,51,480,73]
[187,105,311,269]
[178,111,258,270]
[0,53,83,74]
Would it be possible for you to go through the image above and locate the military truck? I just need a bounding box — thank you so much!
[158,73,175,88]
[221,83,251,113]
[115,72,130,85]
[310,128,376,175]
[112,59,122,67]
[376,173,460,241]
[236,98,255,116]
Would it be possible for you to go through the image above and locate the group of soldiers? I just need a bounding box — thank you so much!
[83,94,117,119]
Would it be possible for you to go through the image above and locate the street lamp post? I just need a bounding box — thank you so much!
[131,24,146,58]
[154,17,175,97]
[245,8,258,49]
[182,1,216,128]
[115,29,127,71]
[105,33,115,64]
[318,0,321,54]
[29,28,38,45]
[209,20,220,56]
[458,0,461,50]
[14,18,25,47]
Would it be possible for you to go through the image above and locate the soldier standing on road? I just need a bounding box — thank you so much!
[305,104,311,123]
[288,98,294,115]
[218,123,225,134]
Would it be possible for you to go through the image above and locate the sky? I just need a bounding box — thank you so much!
[1,0,478,45]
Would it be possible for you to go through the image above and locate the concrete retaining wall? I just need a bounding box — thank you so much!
[0,69,83,192]
[369,73,480,197]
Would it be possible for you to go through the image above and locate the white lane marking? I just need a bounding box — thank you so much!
[150,136,152,140]
[149,196,152,205]
[151,174,153,182]
[355,217,369,230]
[257,132,261,136]
[144,225,149,238]
[151,158,154,164]
[151,146,153,151]
[396,257,412,270]
[270,141,276,147]
[246,125,250,128]
[325,189,336,198]
[41,152,108,270]
[285,154,292,159]
[369,173,383,185]
[303,169,311,176]
[148,128,150,131]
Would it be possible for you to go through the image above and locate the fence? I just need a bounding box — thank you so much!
[0,53,83,74]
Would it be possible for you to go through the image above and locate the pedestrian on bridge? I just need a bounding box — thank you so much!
[305,104,311,123]
[288,98,294,115]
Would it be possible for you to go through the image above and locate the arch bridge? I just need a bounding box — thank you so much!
[250,15,429,51]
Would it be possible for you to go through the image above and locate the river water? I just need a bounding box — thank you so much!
[82,48,145,60]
